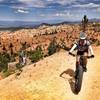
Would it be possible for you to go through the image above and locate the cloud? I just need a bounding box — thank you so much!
[54,0,77,5]
[1,0,99,9]
[0,0,99,21]
[40,11,80,19]
[38,11,81,22]
[55,12,71,17]
[10,6,30,13]
[72,3,100,8]
[17,0,78,8]
[55,12,80,18]
[46,0,53,1]
[15,8,29,13]
[45,0,77,5]
[11,6,28,9]
[18,0,46,8]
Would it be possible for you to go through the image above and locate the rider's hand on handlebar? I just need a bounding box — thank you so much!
[69,52,72,55]
[69,52,75,57]
[88,55,95,58]
[91,55,95,58]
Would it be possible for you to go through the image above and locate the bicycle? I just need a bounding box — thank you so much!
[69,53,94,94]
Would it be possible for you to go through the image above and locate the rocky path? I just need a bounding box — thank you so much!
[0,47,100,100]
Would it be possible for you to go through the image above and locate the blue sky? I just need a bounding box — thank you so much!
[0,0,100,22]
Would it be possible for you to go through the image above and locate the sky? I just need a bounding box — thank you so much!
[0,0,100,22]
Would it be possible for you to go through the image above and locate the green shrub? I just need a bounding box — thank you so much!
[29,45,44,63]
[48,38,58,55]
[0,53,11,72]
[3,70,13,77]
[2,68,16,78]
[0,53,17,72]
[16,63,23,69]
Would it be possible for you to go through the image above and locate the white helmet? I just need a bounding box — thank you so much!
[79,32,87,39]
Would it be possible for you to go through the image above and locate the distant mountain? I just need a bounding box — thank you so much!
[0,20,80,29]
[0,21,41,28]
[0,18,99,29]
[89,18,100,22]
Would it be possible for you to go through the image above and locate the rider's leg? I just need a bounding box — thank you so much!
[83,52,88,72]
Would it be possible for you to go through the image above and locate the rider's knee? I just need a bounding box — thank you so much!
[83,56,87,61]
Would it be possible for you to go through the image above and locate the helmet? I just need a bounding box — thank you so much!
[79,32,87,40]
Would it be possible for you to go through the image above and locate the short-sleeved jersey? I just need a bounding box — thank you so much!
[75,39,90,52]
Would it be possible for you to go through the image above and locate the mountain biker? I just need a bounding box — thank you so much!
[69,32,94,77]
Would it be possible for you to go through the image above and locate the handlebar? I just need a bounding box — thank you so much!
[69,52,75,57]
[69,52,95,58]
[87,55,95,59]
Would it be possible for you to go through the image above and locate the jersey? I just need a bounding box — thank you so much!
[75,39,90,52]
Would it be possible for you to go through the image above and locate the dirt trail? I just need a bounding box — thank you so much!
[0,46,100,100]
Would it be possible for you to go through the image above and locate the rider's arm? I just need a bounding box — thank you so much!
[89,45,94,55]
[69,43,77,53]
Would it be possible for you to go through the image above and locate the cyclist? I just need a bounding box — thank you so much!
[69,32,94,77]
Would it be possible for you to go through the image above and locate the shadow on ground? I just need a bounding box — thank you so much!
[60,69,78,95]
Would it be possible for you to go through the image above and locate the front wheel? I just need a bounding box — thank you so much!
[75,65,83,93]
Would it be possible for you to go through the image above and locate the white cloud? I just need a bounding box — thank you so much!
[40,11,79,19]
[72,3,100,8]
[18,0,46,8]
[46,0,77,6]
[47,0,77,5]
[55,0,77,5]
[11,6,30,14]
[55,12,70,17]
[15,9,29,13]
[46,0,53,1]
[54,12,80,18]
[11,6,28,9]
[17,0,78,8]
[39,11,81,21]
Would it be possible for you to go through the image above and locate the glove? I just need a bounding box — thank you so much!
[91,55,95,58]
[69,52,75,57]
[69,52,72,55]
